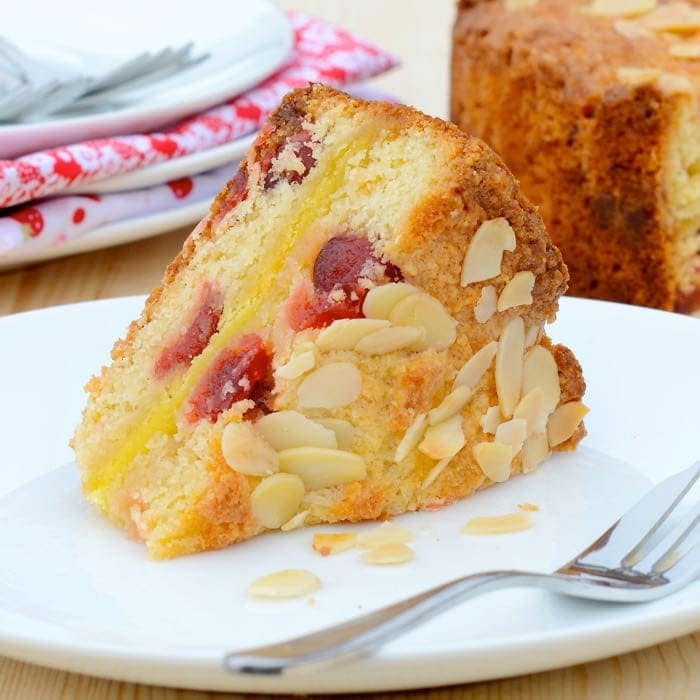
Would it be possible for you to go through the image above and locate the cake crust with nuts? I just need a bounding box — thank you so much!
[73,85,586,559]
[452,0,700,312]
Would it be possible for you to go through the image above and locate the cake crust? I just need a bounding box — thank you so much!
[452,0,700,311]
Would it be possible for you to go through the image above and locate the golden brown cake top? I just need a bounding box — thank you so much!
[457,0,700,100]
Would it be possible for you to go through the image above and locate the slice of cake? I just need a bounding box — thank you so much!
[72,85,587,559]
[452,0,700,313]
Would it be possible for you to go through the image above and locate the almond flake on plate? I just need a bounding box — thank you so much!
[462,512,533,535]
[248,569,321,599]
[357,522,413,548]
[312,532,358,556]
[361,543,414,565]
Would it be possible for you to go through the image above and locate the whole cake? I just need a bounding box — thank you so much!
[452,0,700,313]
[73,85,587,559]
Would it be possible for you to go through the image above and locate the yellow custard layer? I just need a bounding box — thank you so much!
[85,136,375,509]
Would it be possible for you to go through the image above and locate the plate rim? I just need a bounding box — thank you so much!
[0,296,698,692]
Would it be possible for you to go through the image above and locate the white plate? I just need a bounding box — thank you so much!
[0,297,698,693]
[66,134,256,194]
[0,199,210,272]
[0,0,291,158]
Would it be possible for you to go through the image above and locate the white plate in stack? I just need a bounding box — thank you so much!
[0,0,292,158]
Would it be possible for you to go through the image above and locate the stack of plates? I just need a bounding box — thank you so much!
[0,0,292,269]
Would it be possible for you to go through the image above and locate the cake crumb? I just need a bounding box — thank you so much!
[518,502,540,512]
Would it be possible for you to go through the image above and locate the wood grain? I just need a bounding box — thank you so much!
[0,1,697,697]
[1,633,699,699]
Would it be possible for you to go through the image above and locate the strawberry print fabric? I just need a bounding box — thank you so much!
[0,12,397,209]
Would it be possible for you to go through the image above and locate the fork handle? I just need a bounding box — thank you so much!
[224,570,545,675]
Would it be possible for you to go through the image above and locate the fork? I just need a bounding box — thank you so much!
[0,38,207,121]
[224,462,700,676]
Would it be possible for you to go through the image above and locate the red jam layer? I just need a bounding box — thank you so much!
[287,235,403,331]
[186,334,272,423]
[154,284,223,378]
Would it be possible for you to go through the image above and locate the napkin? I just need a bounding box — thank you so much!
[0,13,397,210]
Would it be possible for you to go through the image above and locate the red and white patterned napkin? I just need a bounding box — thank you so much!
[0,12,397,210]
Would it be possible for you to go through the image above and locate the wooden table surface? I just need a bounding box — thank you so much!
[1,2,698,698]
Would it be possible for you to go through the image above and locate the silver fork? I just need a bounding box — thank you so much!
[0,38,207,121]
[224,462,700,676]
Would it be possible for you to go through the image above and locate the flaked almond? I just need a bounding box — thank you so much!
[389,292,457,350]
[363,282,419,319]
[586,0,656,18]
[315,418,355,451]
[669,42,700,58]
[395,412,428,462]
[505,0,539,9]
[251,473,305,529]
[616,66,661,87]
[522,433,551,473]
[297,362,361,409]
[473,441,513,483]
[422,457,451,489]
[614,19,656,37]
[278,447,367,490]
[355,325,424,354]
[495,418,528,455]
[480,406,502,434]
[497,271,536,311]
[522,345,561,413]
[221,421,279,477]
[548,402,590,447]
[281,509,309,531]
[495,316,525,418]
[475,285,498,323]
[463,512,532,535]
[357,521,413,548]
[248,569,321,599]
[418,414,465,460]
[514,387,547,435]
[656,72,695,95]
[454,341,498,389]
[644,3,700,33]
[275,349,316,380]
[461,217,517,286]
[525,324,543,348]
[316,318,390,351]
[256,410,337,451]
[312,532,358,556]
[362,543,414,565]
[428,385,473,426]
[518,502,540,512]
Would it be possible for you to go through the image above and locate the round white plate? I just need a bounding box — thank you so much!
[0,297,698,693]
[0,198,210,272]
[0,0,292,158]
[66,134,256,194]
